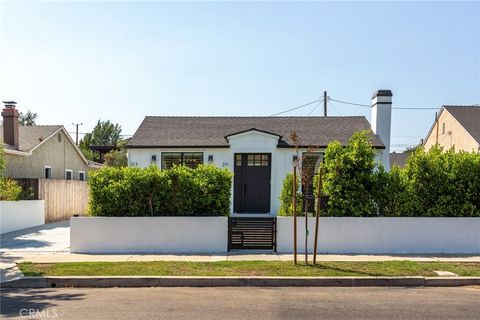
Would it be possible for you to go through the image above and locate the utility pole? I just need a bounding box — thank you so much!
[72,123,83,145]
[435,112,439,144]
[323,91,327,117]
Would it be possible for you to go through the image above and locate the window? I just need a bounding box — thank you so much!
[65,169,73,180]
[162,152,203,169]
[442,123,446,135]
[247,154,269,167]
[44,166,52,179]
[78,171,85,181]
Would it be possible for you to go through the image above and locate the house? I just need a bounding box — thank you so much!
[1,101,96,181]
[390,151,411,168]
[423,106,480,152]
[127,90,392,214]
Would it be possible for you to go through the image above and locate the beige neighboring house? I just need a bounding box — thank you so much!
[423,105,480,152]
[1,101,99,180]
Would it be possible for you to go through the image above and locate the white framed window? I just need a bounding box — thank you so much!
[78,171,86,181]
[44,166,52,179]
[65,169,73,180]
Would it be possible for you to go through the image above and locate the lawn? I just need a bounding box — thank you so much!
[18,261,480,277]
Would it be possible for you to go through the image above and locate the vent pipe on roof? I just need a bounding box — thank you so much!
[371,90,392,171]
[2,101,20,150]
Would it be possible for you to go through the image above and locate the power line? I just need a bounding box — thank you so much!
[307,100,323,116]
[269,98,322,116]
[329,98,442,110]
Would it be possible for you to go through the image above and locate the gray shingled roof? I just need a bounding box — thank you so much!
[0,125,62,151]
[444,106,480,143]
[127,116,385,148]
[390,152,411,168]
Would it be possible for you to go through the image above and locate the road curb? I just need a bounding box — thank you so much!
[2,276,480,288]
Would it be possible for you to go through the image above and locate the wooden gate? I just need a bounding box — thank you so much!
[228,217,276,251]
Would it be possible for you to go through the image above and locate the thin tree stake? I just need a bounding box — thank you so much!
[313,167,322,265]
[293,165,297,265]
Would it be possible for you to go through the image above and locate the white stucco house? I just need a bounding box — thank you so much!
[126,90,392,215]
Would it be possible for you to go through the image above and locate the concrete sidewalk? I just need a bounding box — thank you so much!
[3,251,480,263]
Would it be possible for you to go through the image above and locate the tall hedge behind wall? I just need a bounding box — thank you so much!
[88,165,233,216]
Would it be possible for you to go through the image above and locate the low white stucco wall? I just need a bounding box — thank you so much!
[0,200,45,234]
[277,217,480,254]
[70,217,228,253]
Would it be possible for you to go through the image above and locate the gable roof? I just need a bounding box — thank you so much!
[443,106,480,143]
[0,125,62,151]
[127,116,385,148]
[1,125,89,164]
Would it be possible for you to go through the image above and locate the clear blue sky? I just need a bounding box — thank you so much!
[1,1,479,151]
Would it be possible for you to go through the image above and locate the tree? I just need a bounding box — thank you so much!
[19,110,38,126]
[79,120,122,161]
[104,140,128,167]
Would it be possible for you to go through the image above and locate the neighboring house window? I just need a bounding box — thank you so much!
[442,123,446,134]
[45,166,52,179]
[65,169,73,180]
[78,171,86,181]
[162,152,203,169]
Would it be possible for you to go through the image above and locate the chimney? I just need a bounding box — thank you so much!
[2,101,20,150]
[371,90,392,171]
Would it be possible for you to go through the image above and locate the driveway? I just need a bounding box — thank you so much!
[1,221,70,283]
[1,221,70,253]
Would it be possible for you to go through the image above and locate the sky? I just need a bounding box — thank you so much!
[1,1,479,151]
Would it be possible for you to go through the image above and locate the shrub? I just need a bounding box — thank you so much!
[0,143,22,201]
[88,164,233,216]
[278,172,303,216]
[403,146,480,217]
[0,177,22,201]
[321,131,377,217]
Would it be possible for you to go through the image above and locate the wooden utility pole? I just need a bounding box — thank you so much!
[293,165,298,265]
[323,91,327,117]
[313,167,322,265]
[435,112,439,144]
[72,122,83,145]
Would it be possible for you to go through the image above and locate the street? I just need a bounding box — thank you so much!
[2,286,480,319]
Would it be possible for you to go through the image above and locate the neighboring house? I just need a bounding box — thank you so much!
[1,101,97,180]
[389,151,411,168]
[127,90,393,215]
[423,106,480,152]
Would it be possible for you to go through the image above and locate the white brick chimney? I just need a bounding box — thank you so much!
[371,90,392,170]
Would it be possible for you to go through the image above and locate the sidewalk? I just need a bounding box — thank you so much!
[3,251,480,263]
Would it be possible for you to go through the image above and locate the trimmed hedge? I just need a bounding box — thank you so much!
[88,165,233,216]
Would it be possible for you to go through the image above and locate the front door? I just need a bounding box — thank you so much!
[234,153,271,213]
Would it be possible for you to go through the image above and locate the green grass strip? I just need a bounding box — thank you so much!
[17,261,480,277]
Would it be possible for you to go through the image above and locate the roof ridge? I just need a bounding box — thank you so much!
[143,115,365,118]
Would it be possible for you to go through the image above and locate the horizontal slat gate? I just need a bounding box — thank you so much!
[228,217,276,251]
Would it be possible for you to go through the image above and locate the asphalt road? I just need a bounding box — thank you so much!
[2,286,480,319]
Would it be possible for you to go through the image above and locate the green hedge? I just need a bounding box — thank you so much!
[88,165,233,216]
[278,132,480,217]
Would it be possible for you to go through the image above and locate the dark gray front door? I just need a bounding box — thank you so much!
[234,153,271,213]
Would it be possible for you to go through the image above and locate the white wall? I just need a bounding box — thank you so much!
[70,217,228,253]
[277,217,480,254]
[0,200,45,234]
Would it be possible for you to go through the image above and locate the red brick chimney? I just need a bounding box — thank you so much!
[2,101,20,150]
